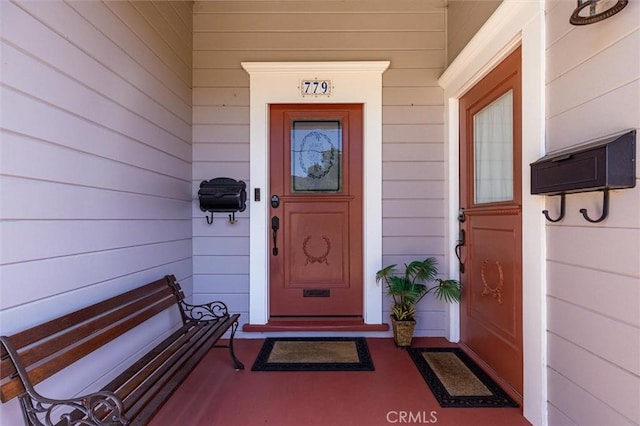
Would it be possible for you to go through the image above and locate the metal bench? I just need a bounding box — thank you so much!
[0,274,243,425]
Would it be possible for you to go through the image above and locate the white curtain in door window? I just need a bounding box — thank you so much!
[473,90,513,204]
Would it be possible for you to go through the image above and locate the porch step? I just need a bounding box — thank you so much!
[242,318,389,332]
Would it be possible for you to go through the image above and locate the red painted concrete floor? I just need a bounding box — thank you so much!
[150,337,531,426]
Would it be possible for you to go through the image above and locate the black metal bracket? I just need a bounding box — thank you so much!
[542,193,566,223]
[205,211,238,224]
[580,189,610,223]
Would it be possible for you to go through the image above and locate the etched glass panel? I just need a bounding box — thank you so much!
[473,90,513,204]
[291,120,342,192]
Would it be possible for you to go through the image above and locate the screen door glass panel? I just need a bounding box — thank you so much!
[473,90,513,204]
[291,120,342,192]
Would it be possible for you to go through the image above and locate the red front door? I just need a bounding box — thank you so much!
[459,47,524,401]
[269,104,363,318]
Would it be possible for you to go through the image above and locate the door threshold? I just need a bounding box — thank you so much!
[243,318,389,332]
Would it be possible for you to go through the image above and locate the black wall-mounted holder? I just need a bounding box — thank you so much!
[198,178,247,224]
[530,130,636,223]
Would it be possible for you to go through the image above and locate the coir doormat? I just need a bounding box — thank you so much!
[407,347,518,408]
[251,337,374,371]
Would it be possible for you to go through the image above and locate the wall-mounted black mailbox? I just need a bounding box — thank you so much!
[531,130,635,195]
[530,130,636,223]
[198,177,247,224]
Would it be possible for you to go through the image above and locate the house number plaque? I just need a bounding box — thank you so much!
[300,79,332,97]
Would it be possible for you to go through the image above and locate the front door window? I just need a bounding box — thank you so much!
[473,90,514,204]
[291,120,342,193]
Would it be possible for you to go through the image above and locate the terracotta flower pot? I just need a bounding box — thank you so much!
[391,316,416,347]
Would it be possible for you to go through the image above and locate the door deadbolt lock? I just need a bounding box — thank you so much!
[271,195,280,208]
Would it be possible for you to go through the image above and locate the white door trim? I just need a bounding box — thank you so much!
[438,2,547,425]
[242,61,390,326]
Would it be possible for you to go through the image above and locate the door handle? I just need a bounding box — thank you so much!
[455,229,465,273]
[271,216,280,256]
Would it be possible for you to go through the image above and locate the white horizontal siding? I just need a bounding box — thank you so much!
[2,89,190,180]
[192,0,447,336]
[195,50,445,69]
[0,1,193,425]
[545,0,640,424]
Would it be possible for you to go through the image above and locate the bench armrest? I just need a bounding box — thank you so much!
[1,336,128,426]
[26,390,128,426]
[178,300,230,322]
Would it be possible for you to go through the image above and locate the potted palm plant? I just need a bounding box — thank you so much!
[376,257,461,347]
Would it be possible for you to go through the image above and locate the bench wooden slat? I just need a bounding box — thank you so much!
[108,321,207,400]
[62,317,239,424]
[127,315,240,425]
[0,278,169,360]
[123,322,217,419]
[1,296,175,402]
[58,321,209,424]
[0,287,174,381]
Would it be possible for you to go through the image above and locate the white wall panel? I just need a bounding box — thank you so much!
[383,219,446,235]
[195,50,445,69]
[2,133,188,199]
[193,274,249,295]
[548,262,640,327]
[194,31,444,51]
[383,181,445,199]
[69,0,192,107]
[383,105,444,124]
[383,124,444,143]
[194,255,250,275]
[1,220,191,265]
[194,12,443,32]
[0,2,193,424]
[1,177,190,220]
[546,81,640,150]
[103,1,191,87]
[382,236,445,256]
[546,31,639,119]
[1,239,191,309]
[1,88,190,181]
[154,1,193,48]
[193,142,250,161]
[545,1,640,423]
[2,46,190,160]
[383,161,445,181]
[547,226,640,278]
[547,332,639,421]
[192,106,249,124]
[548,298,639,376]
[0,260,192,335]
[192,124,249,143]
[383,143,444,162]
[193,236,250,256]
[193,162,250,181]
[6,1,191,141]
[383,199,445,218]
[547,368,636,426]
[193,218,250,237]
